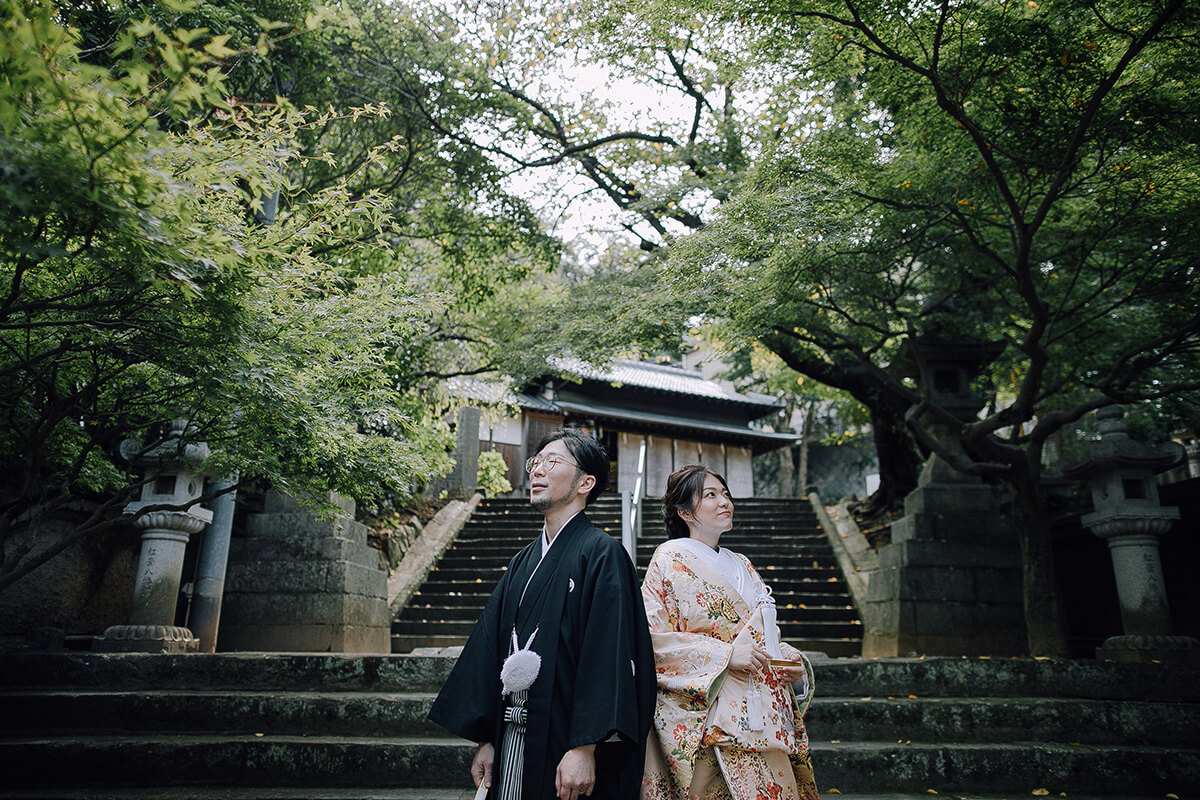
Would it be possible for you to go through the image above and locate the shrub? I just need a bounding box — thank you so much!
[477,451,514,498]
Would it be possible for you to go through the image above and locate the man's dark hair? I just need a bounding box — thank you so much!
[534,429,609,505]
[662,463,730,539]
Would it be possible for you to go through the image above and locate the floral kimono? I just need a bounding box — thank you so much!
[640,538,819,800]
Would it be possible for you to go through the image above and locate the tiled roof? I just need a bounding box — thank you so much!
[446,360,784,416]
[554,398,796,452]
[551,357,780,409]
[515,392,561,413]
[444,379,563,414]
[443,377,517,405]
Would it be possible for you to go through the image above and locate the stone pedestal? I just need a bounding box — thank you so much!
[862,458,1025,657]
[448,406,482,500]
[96,511,211,652]
[218,491,390,653]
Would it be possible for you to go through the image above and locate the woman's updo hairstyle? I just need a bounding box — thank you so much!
[662,463,731,540]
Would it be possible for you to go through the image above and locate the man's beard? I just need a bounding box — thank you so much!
[531,479,576,513]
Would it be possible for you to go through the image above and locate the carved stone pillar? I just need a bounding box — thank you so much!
[95,421,212,653]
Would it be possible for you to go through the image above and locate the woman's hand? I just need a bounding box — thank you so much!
[773,662,807,685]
[728,643,769,678]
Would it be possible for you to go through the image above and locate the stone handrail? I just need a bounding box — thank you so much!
[387,493,483,618]
[808,493,877,614]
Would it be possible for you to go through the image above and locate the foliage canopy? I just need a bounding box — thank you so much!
[0,0,556,590]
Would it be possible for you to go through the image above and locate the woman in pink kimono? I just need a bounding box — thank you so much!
[641,464,819,800]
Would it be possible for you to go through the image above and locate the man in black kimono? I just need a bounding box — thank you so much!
[428,429,656,800]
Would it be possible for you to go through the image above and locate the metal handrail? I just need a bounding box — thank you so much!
[622,439,647,561]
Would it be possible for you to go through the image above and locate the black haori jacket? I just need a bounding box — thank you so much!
[428,512,656,799]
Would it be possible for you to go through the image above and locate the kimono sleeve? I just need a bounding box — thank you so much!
[745,558,812,705]
[641,551,732,705]
[565,537,655,751]
[426,569,508,744]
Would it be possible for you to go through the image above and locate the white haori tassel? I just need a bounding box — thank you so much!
[755,585,781,659]
[746,674,766,732]
[501,627,540,697]
[751,585,777,732]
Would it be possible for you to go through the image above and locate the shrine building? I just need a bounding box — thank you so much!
[473,358,797,498]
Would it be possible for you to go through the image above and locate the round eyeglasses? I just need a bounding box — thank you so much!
[524,454,579,474]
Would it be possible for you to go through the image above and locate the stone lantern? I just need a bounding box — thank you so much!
[1061,406,1197,663]
[1173,429,1200,479]
[95,420,213,653]
[862,325,1020,657]
[900,328,1004,484]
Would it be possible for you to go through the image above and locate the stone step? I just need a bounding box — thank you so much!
[0,653,454,693]
[804,696,1200,746]
[436,544,840,563]
[635,542,833,559]
[392,621,860,642]
[638,524,823,535]
[420,563,844,580]
[791,638,864,658]
[636,553,841,566]
[457,519,818,532]
[389,634,865,657]
[0,735,1195,796]
[406,582,853,600]
[403,590,493,604]
[11,689,1189,747]
[421,564,843,583]
[634,539,833,551]
[391,635,467,652]
[5,654,1198,798]
[0,690,442,738]
[0,735,470,789]
[398,603,861,623]
[389,616,863,637]
[406,580,853,602]
[0,789,486,800]
[814,656,1200,700]
[809,740,1200,795]
[463,506,624,520]
[448,537,832,552]
[0,791,1175,800]
[393,608,862,630]
[13,655,1195,700]
[0,790,482,800]
[397,495,852,654]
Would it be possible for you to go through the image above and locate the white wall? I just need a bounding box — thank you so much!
[673,439,702,468]
[646,436,674,497]
[617,434,755,497]
[478,415,522,446]
[618,432,645,496]
[726,446,754,497]
[700,442,726,478]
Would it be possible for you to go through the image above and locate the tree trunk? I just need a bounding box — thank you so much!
[796,402,811,496]
[1008,469,1071,657]
[860,403,922,514]
[760,335,922,514]
[776,446,795,499]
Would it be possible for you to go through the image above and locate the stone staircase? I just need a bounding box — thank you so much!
[0,651,1196,799]
[394,495,862,657]
[390,496,624,653]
